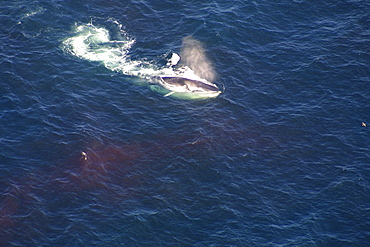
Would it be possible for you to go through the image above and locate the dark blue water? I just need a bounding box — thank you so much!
[1,0,369,246]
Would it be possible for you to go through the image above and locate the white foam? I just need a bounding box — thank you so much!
[63,24,135,70]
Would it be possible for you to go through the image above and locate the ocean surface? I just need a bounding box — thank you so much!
[1,0,369,246]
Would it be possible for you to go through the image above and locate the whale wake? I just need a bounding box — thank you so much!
[62,22,221,99]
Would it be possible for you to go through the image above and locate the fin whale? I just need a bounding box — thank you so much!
[155,50,221,98]
[156,76,221,98]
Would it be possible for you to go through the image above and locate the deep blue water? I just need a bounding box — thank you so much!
[1,0,370,246]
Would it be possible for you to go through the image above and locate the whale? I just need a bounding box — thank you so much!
[156,76,221,98]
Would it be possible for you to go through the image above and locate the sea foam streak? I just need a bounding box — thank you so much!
[62,22,221,99]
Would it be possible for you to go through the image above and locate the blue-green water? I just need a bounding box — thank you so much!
[1,0,369,246]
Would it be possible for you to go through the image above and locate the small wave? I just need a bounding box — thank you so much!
[20,7,45,21]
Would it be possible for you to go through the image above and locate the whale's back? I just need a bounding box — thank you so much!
[161,77,220,92]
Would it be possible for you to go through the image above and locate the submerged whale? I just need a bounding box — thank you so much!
[157,76,221,98]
